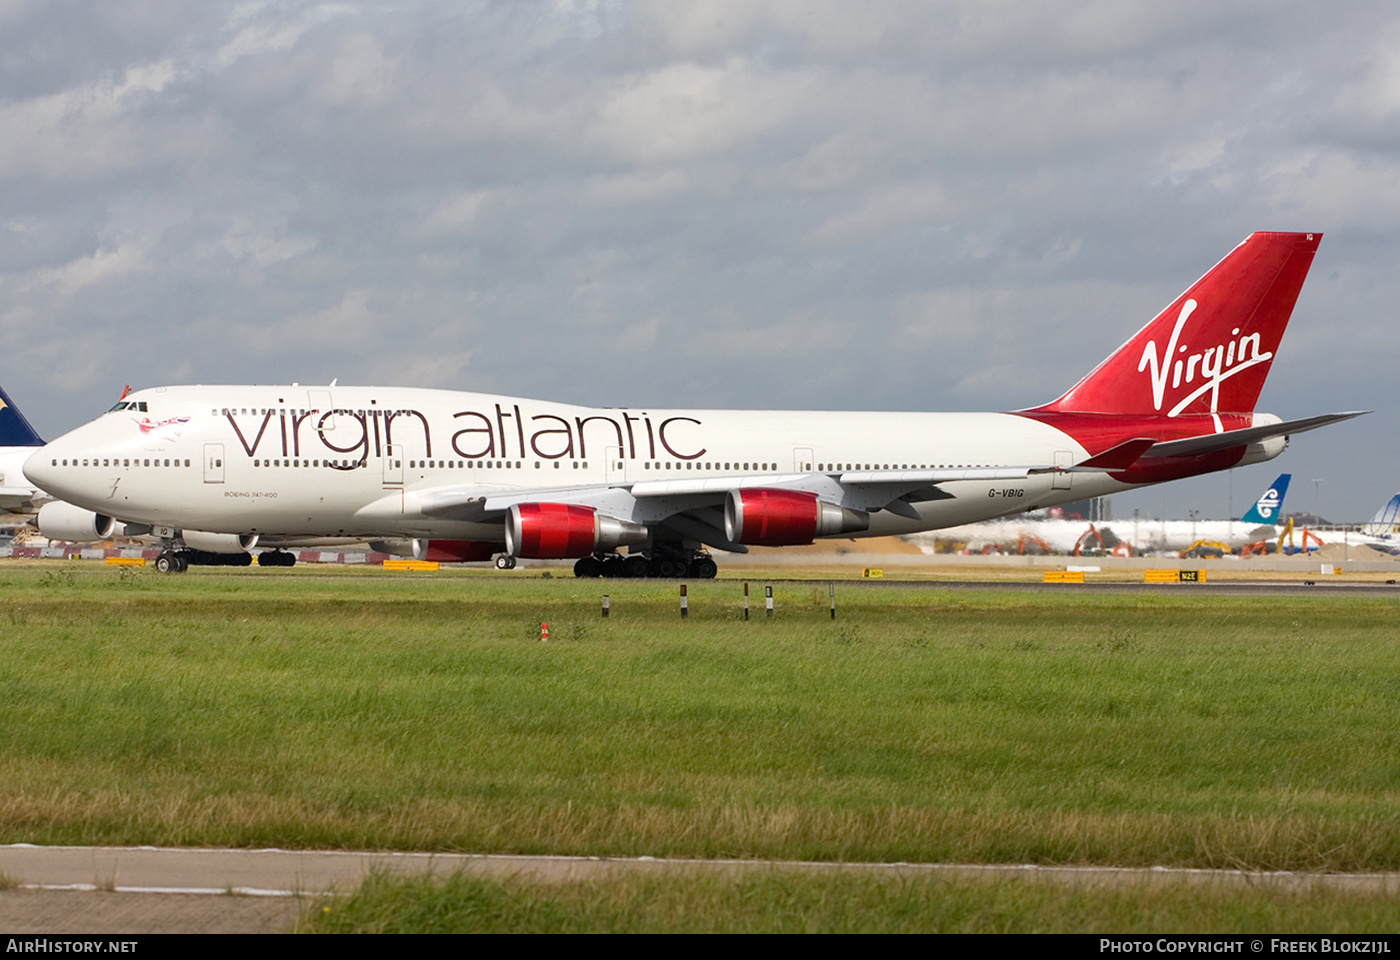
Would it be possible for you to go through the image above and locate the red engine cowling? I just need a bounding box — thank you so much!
[416,540,499,563]
[506,503,648,559]
[724,489,869,546]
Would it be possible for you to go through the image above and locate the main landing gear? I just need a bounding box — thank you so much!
[572,551,718,579]
[495,555,517,570]
[152,548,291,573]
[154,551,187,574]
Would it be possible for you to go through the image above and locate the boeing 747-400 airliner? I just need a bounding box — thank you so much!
[23,232,1363,575]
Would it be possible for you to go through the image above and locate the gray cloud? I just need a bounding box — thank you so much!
[0,0,1394,519]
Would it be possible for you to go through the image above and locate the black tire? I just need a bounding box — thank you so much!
[495,555,516,570]
[574,556,602,578]
[691,556,718,579]
[155,552,177,574]
[623,555,649,578]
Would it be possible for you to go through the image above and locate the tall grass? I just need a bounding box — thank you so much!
[1,565,1398,869]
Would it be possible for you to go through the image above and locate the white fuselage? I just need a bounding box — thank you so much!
[917,518,1285,555]
[23,384,1165,542]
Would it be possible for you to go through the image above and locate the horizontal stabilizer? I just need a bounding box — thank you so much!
[1027,438,1157,474]
[1142,411,1367,459]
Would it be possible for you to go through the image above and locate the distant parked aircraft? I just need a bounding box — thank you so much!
[915,474,1293,556]
[0,384,50,513]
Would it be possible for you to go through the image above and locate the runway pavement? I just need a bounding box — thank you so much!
[5,844,1400,934]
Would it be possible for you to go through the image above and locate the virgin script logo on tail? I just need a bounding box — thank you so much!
[1137,299,1273,419]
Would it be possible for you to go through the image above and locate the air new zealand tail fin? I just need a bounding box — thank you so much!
[0,385,43,446]
[1239,473,1290,525]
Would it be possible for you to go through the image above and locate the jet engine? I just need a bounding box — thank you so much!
[505,503,648,559]
[181,530,259,554]
[368,539,419,558]
[36,501,115,542]
[724,488,869,546]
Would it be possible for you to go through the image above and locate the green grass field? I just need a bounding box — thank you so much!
[296,870,1400,934]
[2,562,1398,930]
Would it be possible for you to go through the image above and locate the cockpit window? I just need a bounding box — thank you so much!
[108,402,128,412]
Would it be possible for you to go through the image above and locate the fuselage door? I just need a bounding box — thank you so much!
[308,390,332,433]
[204,443,225,484]
[383,444,404,487]
[793,447,814,472]
[606,446,625,483]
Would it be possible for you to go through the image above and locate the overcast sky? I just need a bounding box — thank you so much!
[1,1,1395,521]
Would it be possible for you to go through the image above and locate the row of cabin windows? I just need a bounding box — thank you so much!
[645,461,776,471]
[254,459,367,468]
[409,460,525,470]
[217,408,401,417]
[635,462,983,472]
[53,456,987,473]
[54,458,189,467]
[818,464,981,471]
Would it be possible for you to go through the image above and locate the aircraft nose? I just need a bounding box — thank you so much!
[22,447,54,492]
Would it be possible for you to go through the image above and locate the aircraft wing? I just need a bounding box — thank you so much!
[411,465,1050,534]
[413,448,1174,529]
[392,416,1365,547]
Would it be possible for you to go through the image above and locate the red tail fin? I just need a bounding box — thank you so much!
[1032,232,1321,418]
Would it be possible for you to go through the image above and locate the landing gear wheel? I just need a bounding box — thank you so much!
[623,555,649,579]
[573,556,603,578]
[174,554,189,573]
[495,555,517,570]
[155,551,184,574]
[690,556,718,579]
